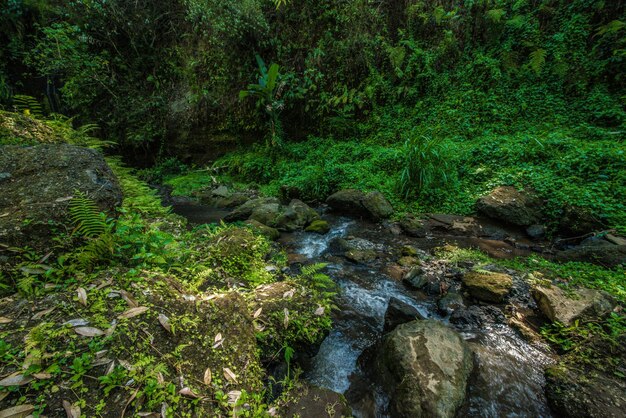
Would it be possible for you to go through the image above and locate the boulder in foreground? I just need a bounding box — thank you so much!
[375,320,473,417]
[0,144,122,250]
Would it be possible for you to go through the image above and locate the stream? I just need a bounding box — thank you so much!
[171,198,556,417]
[281,215,555,418]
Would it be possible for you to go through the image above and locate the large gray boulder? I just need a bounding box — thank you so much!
[476,186,542,226]
[375,320,474,417]
[225,197,319,232]
[224,197,280,222]
[326,189,393,220]
[532,284,616,325]
[362,191,394,220]
[0,144,122,250]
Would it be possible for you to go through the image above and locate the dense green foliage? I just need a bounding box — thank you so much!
[2,0,624,143]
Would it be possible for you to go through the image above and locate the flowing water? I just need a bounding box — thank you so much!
[284,217,555,418]
[170,198,556,417]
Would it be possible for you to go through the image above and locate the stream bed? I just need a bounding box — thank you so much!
[280,216,555,418]
[169,197,557,417]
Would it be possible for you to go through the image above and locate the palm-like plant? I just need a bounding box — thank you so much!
[239,55,284,147]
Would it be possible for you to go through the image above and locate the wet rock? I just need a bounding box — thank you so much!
[545,364,626,418]
[274,199,320,231]
[450,305,505,328]
[326,189,393,220]
[304,219,330,234]
[462,271,513,303]
[244,219,280,241]
[401,245,419,257]
[326,189,369,217]
[280,382,351,418]
[397,256,419,267]
[399,214,427,237]
[531,284,616,325]
[0,144,122,250]
[476,186,542,226]
[526,224,546,239]
[226,197,319,232]
[556,239,626,268]
[403,267,427,289]
[375,320,473,418]
[345,249,377,263]
[362,191,394,220]
[438,292,465,315]
[383,297,425,333]
[212,185,230,197]
[382,264,406,281]
[249,201,282,226]
[225,197,280,221]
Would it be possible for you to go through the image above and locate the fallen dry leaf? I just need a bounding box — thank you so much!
[92,358,113,367]
[0,404,35,418]
[314,306,325,316]
[268,406,279,417]
[203,368,212,386]
[0,317,12,324]
[118,359,133,371]
[157,372,165,385]
[62,400,80,418]
[178,387,201,398]
[254,323,266,332]
[74,326,105,337]
[64,318,89,327]
[0,373,33,387]
[158,314,171,333]
[77,287,87,306]
[118,306,149,319]
[120,290,138,308]
[253,307,262,318]
[212,333,224,348]
[226,390,241,405]
[33,373,52,380]
[105,361,116,376]
[223,367,237,383]
[137,413,160,417]
[282,289,295,299]
[31,308,55,320]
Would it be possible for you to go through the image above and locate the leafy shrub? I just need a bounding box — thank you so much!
[399,134,454,199]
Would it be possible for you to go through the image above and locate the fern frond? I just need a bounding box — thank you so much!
[529,48,547,74]
[73,232,115,271]
[17,275,36,296]
[13,95,43,118]
[301,262,328,276]
[69,193,110,238]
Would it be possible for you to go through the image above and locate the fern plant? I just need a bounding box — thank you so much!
[298,262,336,298]
[68,192,116,271]
[13,94,43,118]
[69,193,110,238]
[528,48,547,75]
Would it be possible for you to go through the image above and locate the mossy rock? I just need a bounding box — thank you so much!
[245,219,280,241]
[305,219,330,234]
[462,271,512,303]
[208,227,272,286]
